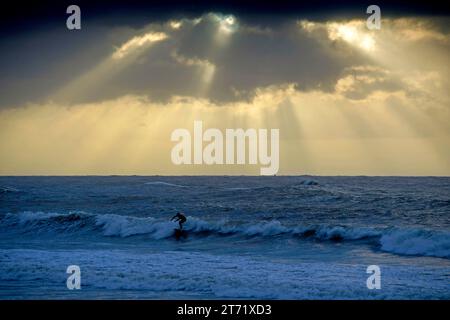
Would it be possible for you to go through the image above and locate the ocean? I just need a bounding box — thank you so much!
[0,176,449,299]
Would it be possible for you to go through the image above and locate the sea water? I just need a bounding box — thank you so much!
[0,176,449,299]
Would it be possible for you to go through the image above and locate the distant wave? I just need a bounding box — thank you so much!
[0,186,21,194]
[144,181,188,188]
[1,211,449,259]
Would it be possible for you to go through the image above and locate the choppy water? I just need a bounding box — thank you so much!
[0,176,449,299]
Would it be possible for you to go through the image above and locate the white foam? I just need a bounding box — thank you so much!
[380,229,450,259]
[95,214,175,239]
[1,248,449,299]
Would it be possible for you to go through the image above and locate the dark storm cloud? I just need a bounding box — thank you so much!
[0,13,374,107]
[0,1,448,108]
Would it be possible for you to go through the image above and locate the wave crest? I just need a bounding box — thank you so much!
[1,211,449,259]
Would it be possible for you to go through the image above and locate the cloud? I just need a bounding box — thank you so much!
[0,82,448,175]
[0,13,370,107]
[0,14,448,112]
[334,65,401,100]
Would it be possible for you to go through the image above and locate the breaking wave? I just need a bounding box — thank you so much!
[1,211,449,259]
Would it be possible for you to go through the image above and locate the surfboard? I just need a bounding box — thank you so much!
[174,228,188,240]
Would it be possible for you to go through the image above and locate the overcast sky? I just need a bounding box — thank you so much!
[0,1,449,175]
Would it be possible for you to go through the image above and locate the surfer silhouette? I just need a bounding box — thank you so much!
[171,212,187,230]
